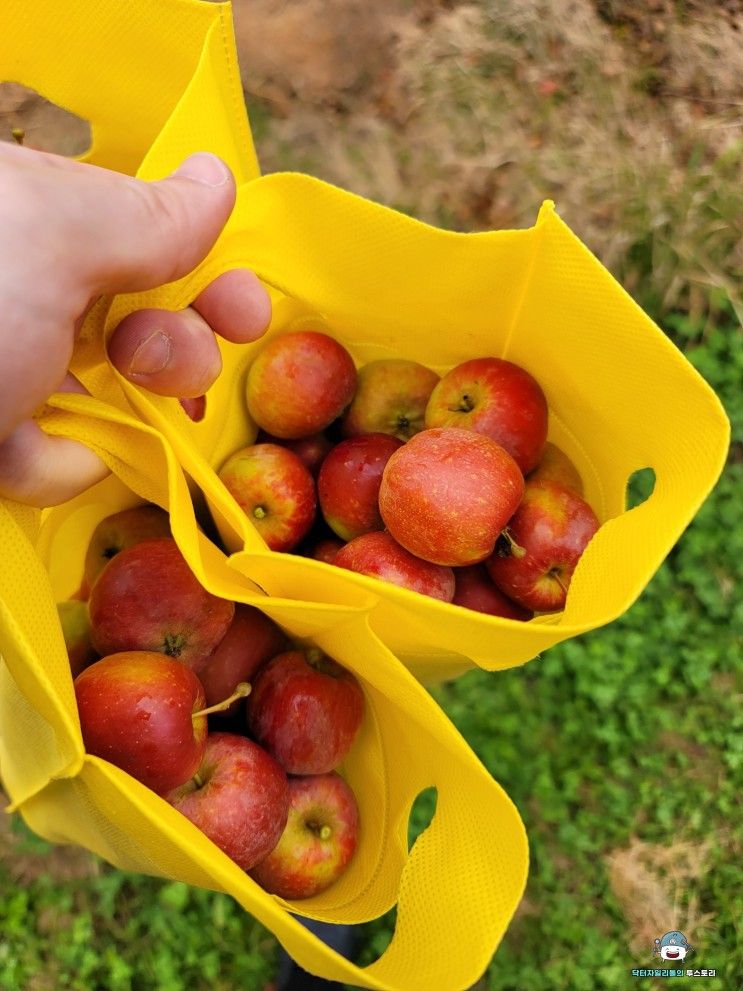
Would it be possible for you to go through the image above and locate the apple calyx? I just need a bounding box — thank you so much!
[163,632,189,658]
[192,681,251,721]
[449,393,476,413]
[497,527,527,560]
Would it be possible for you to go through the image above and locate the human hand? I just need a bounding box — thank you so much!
[0,142,270,507]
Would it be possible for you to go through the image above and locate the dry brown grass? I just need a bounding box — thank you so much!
[607,836,718,956]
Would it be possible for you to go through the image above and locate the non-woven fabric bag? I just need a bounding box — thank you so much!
[0,397,529,990]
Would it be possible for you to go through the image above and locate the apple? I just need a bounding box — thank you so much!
[258,430,333,478]
[246,649,365,775]
[199,604,287,716]
[486,479,600,612]
[452,566,533,621]
[528,441,584,496]
[318,433,403,541]
[334,531,455,601]
[82,504,171,595]
[342,358,440,441]
[378,427,524,567]
[179,395,207,422]
[88,538,234,671]
[74,651,209,794]
[250,772,359,899]
[303,536,345,565]
[246,332,357,439]
[424,357,548,474]
[166,732,289,871]
[218,443,317,553]
[57,600,97,677]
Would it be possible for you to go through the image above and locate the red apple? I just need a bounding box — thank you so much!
[486,480,600,612]
[452,566,532,620]
[74,651,208,794]
[378,427,524,567]
[246,649,365,775]
[218,443,316,552]
[318,433,403,542]
[250,772,359,899]
[527,441,584,496]
[82,504,171,595]
[425,357,548,474]
[166,732,289,871]
[199,605,287,716]
[88,538,234,671]
[57,600,98,677]
[334,531,455,601]
[246,332,357,439]
[342,358,440,441]
[179,395,207,422]
[258,430,333,478]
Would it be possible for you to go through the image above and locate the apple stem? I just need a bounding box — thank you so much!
[550,569,569,596]
[11,128,25,146]
[319,825,332,841]
[193,772,204,788]
[501,527,527,559]
[192,682,251,720]
[253,506,267,520]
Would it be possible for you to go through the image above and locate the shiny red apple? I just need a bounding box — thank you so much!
[218,443,317,552]
[425,357,548,474]
[334,531,455,601]
[250,772,359,899]
[342,358,440,441]
[246,331,357,439]
[166,732,289,871]
[74,651,208,794]
[246,649,365,775]
[88,538,234,671]
[318,433,403,541]
[378,427,524,567]
[486,480,600,612]
[199,604,286,716]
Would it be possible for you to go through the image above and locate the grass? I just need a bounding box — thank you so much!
[1,1,741,988]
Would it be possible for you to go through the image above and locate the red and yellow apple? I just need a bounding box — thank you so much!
[342,358,440,441]
[334,530,456,601]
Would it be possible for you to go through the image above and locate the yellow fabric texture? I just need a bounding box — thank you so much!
[0,2,529,988]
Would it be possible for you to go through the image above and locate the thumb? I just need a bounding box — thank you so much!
[48,151,237,296]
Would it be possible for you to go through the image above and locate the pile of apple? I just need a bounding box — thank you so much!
[215,331,600,617]
[59,514,364,899]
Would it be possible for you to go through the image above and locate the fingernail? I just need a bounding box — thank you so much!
[128,331,172,376]
[173,152,231,187]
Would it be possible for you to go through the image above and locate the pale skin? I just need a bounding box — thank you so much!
[0,142,272,507]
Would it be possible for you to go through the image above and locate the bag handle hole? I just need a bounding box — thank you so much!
[626,467,656,510]
[0,82,91,157]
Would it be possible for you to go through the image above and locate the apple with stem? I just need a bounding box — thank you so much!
[486,479,600,612]
[342,358,440,441]
[247,331,357,439]
[378,427,524,567]
[425,357,548,474]
[246,649,365,775]
[199,604,287,716]
[218,443,317,553]
[74,652,249,794]
[250,772,359,899]
[334,530,455,601]
[88,538,234,672]
[166,732,289,871]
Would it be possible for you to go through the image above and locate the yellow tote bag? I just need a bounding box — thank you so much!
[0,396,529,991]
[91,182,730,682]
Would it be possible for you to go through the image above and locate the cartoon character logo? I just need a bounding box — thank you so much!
[653,931,693,962]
